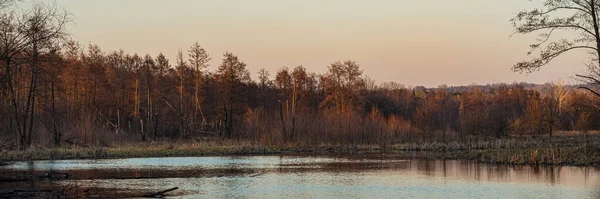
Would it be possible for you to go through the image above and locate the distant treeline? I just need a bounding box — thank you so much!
[1,2,600,150]
[2,40,599,149]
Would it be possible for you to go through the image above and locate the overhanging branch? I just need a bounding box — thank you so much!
[576,74,600,85]
[521,24,596,37]
[578,86,600,98]
[540,6,592,15]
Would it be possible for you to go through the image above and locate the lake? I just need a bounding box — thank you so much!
[1,153,599,198]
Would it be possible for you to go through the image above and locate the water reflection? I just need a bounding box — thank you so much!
[1,154,599,198]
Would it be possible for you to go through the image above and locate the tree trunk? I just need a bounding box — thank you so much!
[179,74,185,139]
[25,39,40,148]
[51,79,60,147]
[116,109,120,135]
[221,102,228,138]
[279,100,287,143]
[291,85,297,141]
[147,76,152,140]
[228,108,233,139]
[140,119,146,141]
[3,57,25,150]
[154,113,159,141]
[591,0,600,68]
[135,79,141,138]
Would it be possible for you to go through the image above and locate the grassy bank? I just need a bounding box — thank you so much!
[1,134,599,167]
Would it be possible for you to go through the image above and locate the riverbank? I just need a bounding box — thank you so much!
[1,134,599,167]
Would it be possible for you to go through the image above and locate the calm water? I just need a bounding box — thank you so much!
[1,153,599,198]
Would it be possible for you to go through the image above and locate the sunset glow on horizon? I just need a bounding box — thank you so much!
[54,0,588,87]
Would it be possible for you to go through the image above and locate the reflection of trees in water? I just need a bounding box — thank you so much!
[546,166,560,184]
[414,159,436,177]
[518,166,560,184]
[456,161,482,182]
[401,159,600,187]
[443,160,448,178]
[411,162,600,197]
[578,167,594,188]
[484,164,510,182]
[583,167,600,197]
[593,166,600,199]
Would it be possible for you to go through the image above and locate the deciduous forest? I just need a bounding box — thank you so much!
[3,1,600,198]
[1,1,600,152]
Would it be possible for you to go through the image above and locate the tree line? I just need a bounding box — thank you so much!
[1,1,600,150]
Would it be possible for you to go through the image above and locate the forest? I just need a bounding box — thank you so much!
[1,1,600,151]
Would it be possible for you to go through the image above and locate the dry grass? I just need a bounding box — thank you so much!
[387,133,600,166]
[0,140,274,161]
[1,133,599,167]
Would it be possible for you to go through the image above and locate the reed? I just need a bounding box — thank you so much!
[1,134,599,167]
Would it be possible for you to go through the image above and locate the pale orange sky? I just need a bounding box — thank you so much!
[52,0,589,87]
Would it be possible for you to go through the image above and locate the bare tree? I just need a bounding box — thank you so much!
[257,68,271,108]
[0,1,70,149]
[174,49,190,139]
[511,0,600,97]
[321,60,364,114]
[188,42,210,129]
[215,52,250,139]
[542,82,568,140]
[0,0,18,10]
[275,67,291,142]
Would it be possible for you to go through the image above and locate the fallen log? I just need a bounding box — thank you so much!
[39,171,70,180]
[248,172,264,177]
[142,187,179,198]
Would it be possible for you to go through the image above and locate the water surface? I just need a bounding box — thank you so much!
[1,153,599,198]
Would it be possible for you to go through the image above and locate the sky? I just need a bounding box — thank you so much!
[45,0,592,87]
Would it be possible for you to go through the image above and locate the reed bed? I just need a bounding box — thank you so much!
[1,134,598,166]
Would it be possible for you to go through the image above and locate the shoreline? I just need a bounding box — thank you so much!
[1,139,599,167]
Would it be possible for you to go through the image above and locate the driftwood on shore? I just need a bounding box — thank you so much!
[39,171,70,180]
[141,187,179,198]
[82,187,180,198]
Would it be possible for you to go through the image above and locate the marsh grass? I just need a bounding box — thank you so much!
[1,133,599,166]
[394,133,600,166]
[0,140,276,161]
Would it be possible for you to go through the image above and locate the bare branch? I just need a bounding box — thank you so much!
[516,23,596,37]
[539,6,591,15]
[578,86,600,98]
[576,74,600,84]
[514,44,597,73]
